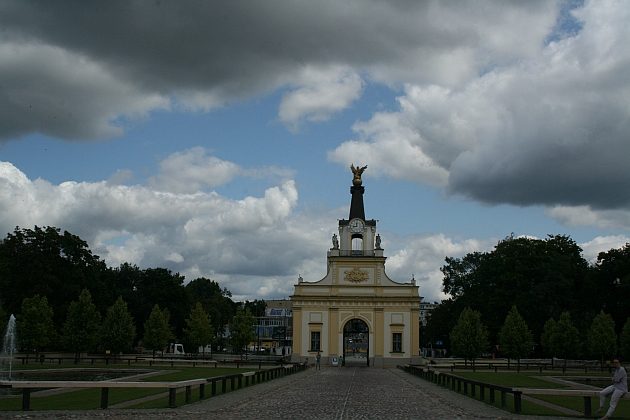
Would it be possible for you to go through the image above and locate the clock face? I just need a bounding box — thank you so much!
[349,218,364,233]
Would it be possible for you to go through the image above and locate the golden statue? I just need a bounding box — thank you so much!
[350,164,368,186]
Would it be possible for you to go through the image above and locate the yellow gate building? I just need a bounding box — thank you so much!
[291,166,421,367]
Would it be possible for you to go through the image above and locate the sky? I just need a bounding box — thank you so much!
[1,0,630,303]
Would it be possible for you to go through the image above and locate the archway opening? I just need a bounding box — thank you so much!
[343,318,369,366]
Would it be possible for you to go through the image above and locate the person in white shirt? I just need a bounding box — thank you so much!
[597,358,627,419]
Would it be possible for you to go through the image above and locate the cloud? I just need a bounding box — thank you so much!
[0,0,558,140]
[279,66,363,130]
[330,0,630,210]
[0,41,168,141]
[0,159,331,299]
[385,234,496,302]
[547,205,630,230]
[3,158,629,301]
[149,147,240,193]
[579,235,630,263]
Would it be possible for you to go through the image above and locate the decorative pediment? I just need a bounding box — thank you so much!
[344,267,368,283]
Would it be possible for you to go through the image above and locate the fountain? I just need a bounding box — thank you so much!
[1,314,17,380]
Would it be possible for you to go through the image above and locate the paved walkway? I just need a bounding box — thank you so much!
[2,367,572,419]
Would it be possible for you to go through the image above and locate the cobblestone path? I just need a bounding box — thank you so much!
[2,367,571,419]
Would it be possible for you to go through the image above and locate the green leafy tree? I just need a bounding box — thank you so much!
[143,305,173,357]
[587,311,617,367]
[127,267,190,340]
[450,307,488,369]
[63,289,101,361]
[544,312,581,370]
[541,318,557,358]
[441,235,589,344]
[183,302,214,356]
[243,299,266,317]
[185,278,236,347]
[230,307,255,355]
[0,226,108,327]
[594,244,630,331]
[499,306,533,371]
[101,297,136,355]
[620,317,630,361]
[17,295,55,355]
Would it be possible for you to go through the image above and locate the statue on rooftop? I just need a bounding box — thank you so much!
[350,164,368,186]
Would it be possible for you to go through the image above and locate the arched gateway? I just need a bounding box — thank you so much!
[291,166,421,368]
[343,318,369,366]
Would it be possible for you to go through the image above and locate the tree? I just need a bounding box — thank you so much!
[63,289,101,361]
[587,311,617,367]
[540,318,557,358]
[16,295,55,355]
[593,244,630,332]
[440,235,589,344]
[0,226,108,327]
[142,305,173,357]
[243,299,266,317]
[183,303,214,356]
[620,318,630,361]
[544,312,580,370]
[230,307,255,355]
[499,306,533,371]
[450,307,488,369]
[185,277,236,345]
[128,267,189,340]
[101,297,136,355]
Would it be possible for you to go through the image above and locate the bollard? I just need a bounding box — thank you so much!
[185,386,192,403]
[22,389,31,411]
[514,391,522,413]
[168,388,177,408]
[100,388,109,409]
[199,383,205,400]
[583,396,592,417]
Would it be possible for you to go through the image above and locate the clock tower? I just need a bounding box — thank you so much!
[291,165,421,367]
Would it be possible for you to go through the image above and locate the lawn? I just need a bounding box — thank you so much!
[0,364,253,411]
[430,370,630,418]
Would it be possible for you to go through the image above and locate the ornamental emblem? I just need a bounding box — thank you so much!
[344,267,368,283]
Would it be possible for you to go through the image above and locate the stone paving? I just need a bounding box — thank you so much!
[2,367,572,419]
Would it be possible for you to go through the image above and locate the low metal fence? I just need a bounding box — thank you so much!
[1,363,307,411]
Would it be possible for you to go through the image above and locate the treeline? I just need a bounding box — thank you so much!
[426,234,630,361]
[0,226,265,354]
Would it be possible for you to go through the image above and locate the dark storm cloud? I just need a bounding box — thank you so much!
[0,0,557,141]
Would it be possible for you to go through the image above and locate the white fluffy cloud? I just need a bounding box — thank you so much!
[279,66,363,130]
[385,234,496,302]
[0,159,307,299]
[149,147,240,193]
[3,157,629,302]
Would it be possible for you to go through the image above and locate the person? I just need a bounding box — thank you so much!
[597,358,627,419]
[316,351,321,370]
